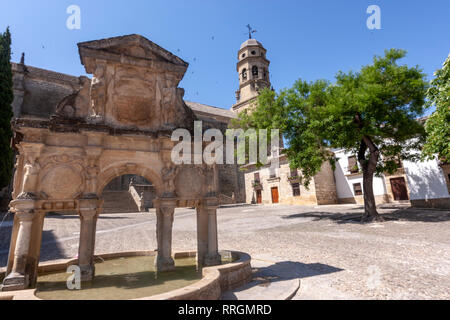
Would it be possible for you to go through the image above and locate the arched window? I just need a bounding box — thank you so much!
[242,68,247,80]
[252,66,258,78]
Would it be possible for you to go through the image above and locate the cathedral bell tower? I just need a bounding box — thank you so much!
[231,38,271,113]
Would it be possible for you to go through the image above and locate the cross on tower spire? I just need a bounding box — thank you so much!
[246,24,257,39]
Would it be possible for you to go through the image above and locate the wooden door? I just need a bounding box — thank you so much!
[271,187,279,204]
[390,177,409,201]
[256,190,262,204]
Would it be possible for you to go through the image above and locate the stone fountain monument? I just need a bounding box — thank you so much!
[1,35,225,292]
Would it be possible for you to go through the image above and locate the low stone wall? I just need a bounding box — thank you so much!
[0,250,252,300]
[141,251,252,300]
[338,194,392,205]
[411,198,450,209]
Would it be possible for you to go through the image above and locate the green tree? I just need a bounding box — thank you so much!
[0,27,14,191]
[422,54,450,163]
[236,49,428,222]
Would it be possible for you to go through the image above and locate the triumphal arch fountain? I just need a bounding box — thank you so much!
[2,35,223,291]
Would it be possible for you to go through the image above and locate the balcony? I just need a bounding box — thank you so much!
[343,165,362,176]
[252,180,262,189]
[288,175,301,183]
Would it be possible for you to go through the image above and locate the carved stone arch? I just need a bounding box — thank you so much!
[97,163,164,198]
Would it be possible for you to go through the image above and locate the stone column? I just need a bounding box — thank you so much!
[77,198,100,281]
[2,210,34,291]
[196,203,208,267]
[154,198,176,272]
[204,200,221,266]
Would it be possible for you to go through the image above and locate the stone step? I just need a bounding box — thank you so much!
[222,259,301,300]
[102,191,140,213]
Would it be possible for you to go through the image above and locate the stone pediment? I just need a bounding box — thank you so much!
[74,34,195,131]
[78,34,188,74]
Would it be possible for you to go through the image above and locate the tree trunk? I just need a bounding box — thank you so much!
[358,137,384,223]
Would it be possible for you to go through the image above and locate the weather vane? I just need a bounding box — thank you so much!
[246,24,257,39]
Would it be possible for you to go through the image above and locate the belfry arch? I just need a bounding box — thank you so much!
[2,34,221,291]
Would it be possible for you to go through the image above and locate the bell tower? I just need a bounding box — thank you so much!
[231,38,271,113]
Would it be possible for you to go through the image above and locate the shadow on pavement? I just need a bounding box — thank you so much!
[281,207,450,224]
[224,260,343,300]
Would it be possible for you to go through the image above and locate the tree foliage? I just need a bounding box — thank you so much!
[0,27,14,190]
[423,54,450,163]
[236,49,428,221]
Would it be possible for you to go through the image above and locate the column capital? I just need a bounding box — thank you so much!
[18,142,45,158]
[10,198,37,213]
[79,197,102,212]
[78,210,98,220]
[204,197,219,210]
[15,211,34,222]
[153,197,177,210]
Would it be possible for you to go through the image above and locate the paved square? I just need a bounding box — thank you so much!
[1,204,449,299]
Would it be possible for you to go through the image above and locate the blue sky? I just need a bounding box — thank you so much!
[1,0,449,112]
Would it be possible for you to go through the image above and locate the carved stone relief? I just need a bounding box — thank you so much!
[38,154,85,200]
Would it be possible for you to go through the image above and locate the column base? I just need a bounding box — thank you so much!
[1,272,30,291]
[155,255,175,272]
[204,253,221,267]
[79,264,95,282]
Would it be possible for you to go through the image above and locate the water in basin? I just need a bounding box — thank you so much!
[35,255,202,300]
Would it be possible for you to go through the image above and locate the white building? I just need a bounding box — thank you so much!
[333,149,450,209]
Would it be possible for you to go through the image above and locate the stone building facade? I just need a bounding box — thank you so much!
[10,50,245,211]
[334,148,450,209]
[2,34,226,291]
[243,155,338,205]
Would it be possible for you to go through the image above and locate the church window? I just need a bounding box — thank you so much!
[242,68,247,80]
[241,53,246,58]
[252,66,258,77]
[251,50,256,55]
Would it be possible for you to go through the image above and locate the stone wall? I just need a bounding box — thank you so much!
[218,164,245,203]
[12,63,81,119]
[313,161,338,205]
[243,156,336,205]
[410,198,450,209]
